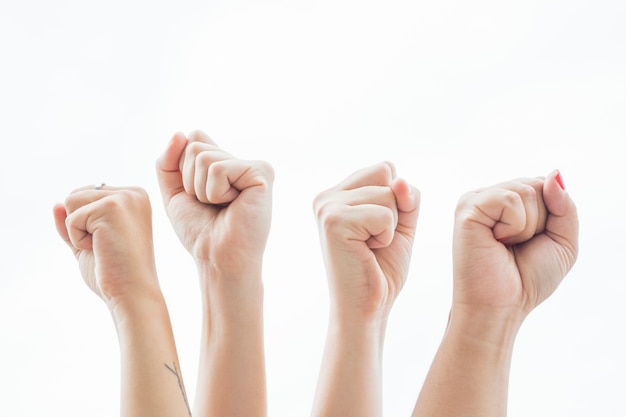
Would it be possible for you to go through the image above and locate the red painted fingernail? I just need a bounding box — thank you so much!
[555,170,565,190]
[497,237,513,248]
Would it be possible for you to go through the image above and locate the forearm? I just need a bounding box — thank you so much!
[311,314,387,417]
[194,262,267,417]
[111,289,191,417]
[412,307,522,417]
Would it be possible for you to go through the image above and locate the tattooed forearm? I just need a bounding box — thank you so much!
[164,361,192,417]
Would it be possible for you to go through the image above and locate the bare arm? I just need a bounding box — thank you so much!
[113,291,193,417]
[412,171,579,417]
[54,186,191,417]
[311,163,420,417]
[156,131,272,417]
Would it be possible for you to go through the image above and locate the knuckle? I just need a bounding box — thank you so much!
[375,206,395,230]
[312,190,325,211]
[206,158,227,176]
[64,194,77,211]
[314,199,341,222]
[187,129,205,140]
[107,189,142,210]
[374,162,394,182]
[455,191,475,215]
[127,186,148,197]
[100,195,125,213]
[529,177,544,189]
[256,160,275,182]
[196,150,217,169]
[382,206,395,223]
[312,191,333,217]
[318,204,348,231]
[64,190,88,212]
[128,187,151,208]
[186,141,210,158]
[313,196,328,219]
[502,189,523,206]
[518,183,537,200]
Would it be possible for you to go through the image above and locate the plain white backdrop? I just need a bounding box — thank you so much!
[1,0,625,416]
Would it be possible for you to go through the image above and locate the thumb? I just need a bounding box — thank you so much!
[53,203,79,256]
[543,170,579,264]
[391,178,420,240]
[156,132,188,203]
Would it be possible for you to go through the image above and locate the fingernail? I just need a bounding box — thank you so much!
[497,237,513,248]
[555,170,565,190]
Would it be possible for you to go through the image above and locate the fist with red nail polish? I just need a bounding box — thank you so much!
[451,170,579,321]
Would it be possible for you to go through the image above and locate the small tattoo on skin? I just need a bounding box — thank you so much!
[164,361,192,417]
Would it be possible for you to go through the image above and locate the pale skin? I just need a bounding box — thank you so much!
[53,144,577,417]
[310,162,421,417]
[411,170,579,417]
[53,186,192,417]
[156,130,273,417]
[310,166,578,417]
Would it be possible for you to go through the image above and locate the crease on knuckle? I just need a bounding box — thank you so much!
[316,202,347,230]
[454,191,475,218]
[312,192,330,217]
[500,189,523,209]
[257,160,275,182]
[196,150,217,170]
[518,183,537,201]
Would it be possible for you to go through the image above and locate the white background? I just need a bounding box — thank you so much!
[1,0,625,416]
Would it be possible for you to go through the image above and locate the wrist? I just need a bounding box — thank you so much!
[328,294,393,328]
[108,285,169,328]
[196,260,264,326]
[196,258,263,288]
[447,304,524,352]
[194,251,264,279]
[329,308,389,343]
[197,261,264,300]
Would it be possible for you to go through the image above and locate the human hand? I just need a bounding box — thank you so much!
[53,186,158,310]
[452,170,578,319]
[157,131,271,417]
[313,162,420,321]
[156,131,274,278]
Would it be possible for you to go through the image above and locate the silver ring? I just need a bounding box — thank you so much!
[95,183,106,190]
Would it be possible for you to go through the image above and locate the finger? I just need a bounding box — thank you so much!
[391,178,420,241]
[495,177,548,235]
[187,129,218,146]
[64,188,117,215]
[203,159,274,205]
[53,203,79,256]
[334,161,396,191]
[64,194,142,252]
[64,186,145,216]
[492,180,543,245]
[322,203,396,249]
[340,186,398,212]
[182,143,232,198]
[65,203,95,251]
[315,185,399,231]
[543,170,569,217]
[356,204,396,249]
[457,187,527,243]
[542,170,579,263]
[158,132,188,172]
[156,132,188,203]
